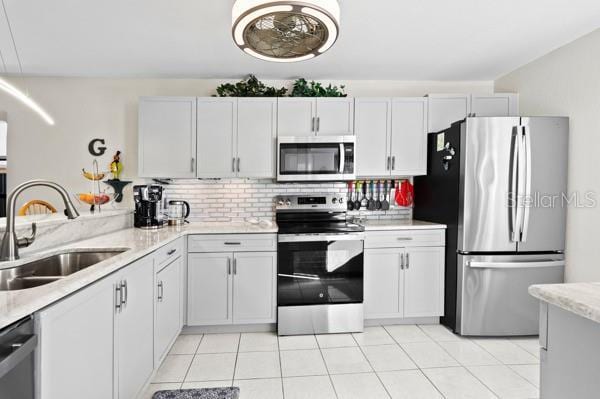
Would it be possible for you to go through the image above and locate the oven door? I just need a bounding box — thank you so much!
[277,137,355,181]
[278,234,364,306]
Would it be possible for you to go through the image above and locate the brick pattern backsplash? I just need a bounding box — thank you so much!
[164,179,412,223]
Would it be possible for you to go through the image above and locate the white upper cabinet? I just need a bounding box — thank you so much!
[138,97,197,178]
[316,98,355,136]
[428,93,519,132]
[427,94,471,133]
[277,98,316,137]
[470,93,519,117]
[355,98,391,177]
[237,98,277,178]
[390,98,428,176]
[197,98,237,178]
[277,97,354,137]
[355,97,427,177]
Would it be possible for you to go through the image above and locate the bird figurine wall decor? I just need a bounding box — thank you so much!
[110,150,123,180]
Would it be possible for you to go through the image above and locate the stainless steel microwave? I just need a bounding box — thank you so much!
[277,136,356,182]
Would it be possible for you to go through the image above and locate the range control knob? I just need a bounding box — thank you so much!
[285,199,292,206]
[277,199,284,206]
[331,198,338,204]
[339,197,344,204]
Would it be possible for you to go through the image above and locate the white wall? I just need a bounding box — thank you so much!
[0,76,493,209]
[495,28,600,283]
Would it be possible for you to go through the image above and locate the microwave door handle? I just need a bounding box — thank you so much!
[521,125,532,242]
[339,143,345,174]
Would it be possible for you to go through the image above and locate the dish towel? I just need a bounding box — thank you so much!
[152,387,240,399]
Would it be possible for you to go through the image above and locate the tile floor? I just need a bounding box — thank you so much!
[144,324,540,399]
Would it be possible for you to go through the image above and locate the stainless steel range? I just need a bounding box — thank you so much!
[276,194,365,336]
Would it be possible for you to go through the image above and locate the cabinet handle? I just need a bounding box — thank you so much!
[232,157,236,173]
[157,281,164,302]
[311,117,315,132]
[121,280,128,306]
[316,117,320,132]
[406,253,410,269]
[191,157,195,172]
[115,285,122,312]
[396,237,413,241]
[392,156,396,170]
[224,242,241,245]
[233,257,237,275]
[167,249,176,256]
[400,253,404,270]
[227,257,231,275]
[386,156,391,171]
[237,157,240,173]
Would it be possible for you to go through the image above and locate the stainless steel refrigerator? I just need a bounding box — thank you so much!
[414,117,568,336]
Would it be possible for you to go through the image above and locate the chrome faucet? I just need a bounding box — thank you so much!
[0,180,80,261]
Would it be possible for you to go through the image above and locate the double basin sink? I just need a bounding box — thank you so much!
[0,249,127,291]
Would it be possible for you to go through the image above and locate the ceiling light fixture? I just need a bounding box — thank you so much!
[0,77,55,125]
[232,0,340,62]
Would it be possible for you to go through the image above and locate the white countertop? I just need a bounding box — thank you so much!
[529,282,600,324]
[359,219,447,231]
[0,222,277,329]
[0,218,445,329]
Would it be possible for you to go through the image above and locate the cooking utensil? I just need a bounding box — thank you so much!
[354,181,362,210]
[375,180,382,210]
[367,181,376,211]
[360,181,369,208]
[347,182,354,211]
[381,180,390,210]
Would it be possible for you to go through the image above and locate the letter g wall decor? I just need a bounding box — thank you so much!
[88,138,107,157]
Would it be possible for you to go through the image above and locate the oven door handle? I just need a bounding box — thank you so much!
[278,273,321,280]
[0,334,37,380]
[278,233,365,243]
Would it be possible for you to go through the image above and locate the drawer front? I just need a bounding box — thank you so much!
[188,234,277,253]
[365,229,445,249]
[155,238,184,268]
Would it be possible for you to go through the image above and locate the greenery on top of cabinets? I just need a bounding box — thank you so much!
[213,75,347,97]
[214,75,288,97]
[289,78,347,97]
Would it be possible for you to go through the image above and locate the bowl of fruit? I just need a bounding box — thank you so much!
[75,192,113,206]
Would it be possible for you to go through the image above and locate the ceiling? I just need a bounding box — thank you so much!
[0,0,599,80]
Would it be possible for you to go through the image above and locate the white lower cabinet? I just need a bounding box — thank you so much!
[403,247,445,318]
[187,251,277,326]
[364,248,403,318]
[232,252,277,324]
[36,255,154,399]
[36,273,116,399]
[187,253,232,325]
[115,257,155,399]
[155,256,183,366]
[364,230,445,320]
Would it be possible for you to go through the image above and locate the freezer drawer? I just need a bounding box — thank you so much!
[457,253,564,336]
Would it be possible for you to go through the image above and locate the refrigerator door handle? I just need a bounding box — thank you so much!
[510,127,521,242]
[520,125,533,242]
[467,260,565,269]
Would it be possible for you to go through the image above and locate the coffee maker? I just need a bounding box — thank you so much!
[133,185,166,229]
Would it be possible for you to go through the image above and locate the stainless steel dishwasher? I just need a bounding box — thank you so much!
[0,316,36,399]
